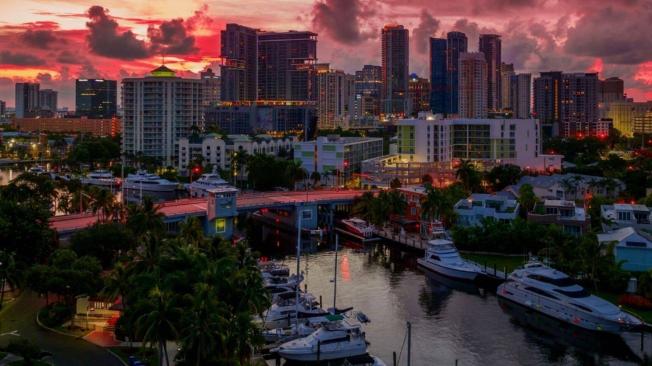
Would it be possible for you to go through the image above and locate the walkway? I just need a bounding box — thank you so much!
[50,189,367,235]
[0,292,123,366]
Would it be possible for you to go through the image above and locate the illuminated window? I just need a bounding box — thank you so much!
[215,218,226,233]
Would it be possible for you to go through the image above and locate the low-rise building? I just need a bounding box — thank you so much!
[12,117,121,137]
[600,203,652,231]
[598,227,652,272]
[294,135,383,184]
[505,174,625,201]
[527,199,589,236]
[454,193,520,227]
[178,134,295,174]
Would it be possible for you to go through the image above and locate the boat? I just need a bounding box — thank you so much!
[259,261,290,277]
[80,170,120,188]
[186,173,228,197]
[261,294,327,329]
[497,261,643,333]
[28,165,47,175]
[339,218,375,238]
[263,273,304,289]
[416,229,482,281]
[272,314,369,361]
[123,170,177,192]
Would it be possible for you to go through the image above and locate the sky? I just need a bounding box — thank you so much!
[1,0,652,109]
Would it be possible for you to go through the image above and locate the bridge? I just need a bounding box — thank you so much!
[50,189,368,239]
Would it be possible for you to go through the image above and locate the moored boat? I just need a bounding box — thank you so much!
[417,229,482,281]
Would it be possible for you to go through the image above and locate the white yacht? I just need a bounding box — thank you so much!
[273,314,368,362]
[81,170,119,188]
[186,173,228,198]
[340,218,375,238]
[417,229,482,281]
[28,165,47,175]
[261,294,327,330]
[497,261,643,333]
[263,273,304,289]
[123,171,177,192]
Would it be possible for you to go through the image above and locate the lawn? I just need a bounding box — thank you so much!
[595,290,652,324]
[460,253,527,274]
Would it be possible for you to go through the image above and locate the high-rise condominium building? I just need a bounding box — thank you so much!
[429,38,447,114]
[38,89,57,116]
[220,24,258,102]
[446,32,468,115]
[122,66,202,166]
[510,73,532,119]
[200,68,221,108]
[353,65,382,121]
[459,52,487,119]
[408,75,431,116]
[479,34,502,112]
[76,79,117,118]
[599,77,626,105]
[15,82,40,118]
[257,30,317,101]
[533,71,562,137]
[0,100,5,117]
[381,24,409,116]
[316,64,354,129]
[605,101,652,136]
[500,63,514,111]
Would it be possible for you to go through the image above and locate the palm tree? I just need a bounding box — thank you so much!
[179,283,226,365]
[136,286,180,366]
[88,187,116,222]
[126,197,165,238]
[179,217,205,248]
[310,171,321,187]
[455,160,480,193]
[421,186,446,222]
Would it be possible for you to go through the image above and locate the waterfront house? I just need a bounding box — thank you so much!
[454,193,519,227]
[504,174,625,201]
[600,203,652,232]
[598,227,652,272]
[527,199,590,236]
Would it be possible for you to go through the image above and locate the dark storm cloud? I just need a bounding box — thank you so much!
[0,51,46,66]
[85,6,150,60]
[412,9,440,54]
[21,29,60,49]
[56,50,82,64]
[564,6,652,65]
[311,0,375,45]
[148,19,198,55]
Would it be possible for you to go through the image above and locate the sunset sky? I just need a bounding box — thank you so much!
[1,0,651,108]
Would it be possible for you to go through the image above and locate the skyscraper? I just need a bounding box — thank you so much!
[257,30,317,101]
[381,24,409,116]
[459,52,487,119]
[479,34,502,112]
[510,73,531,119]
[408,74,431,116]
[15,82,39,118]
[0,100,5,117]
[429,38,447,114]
[559,73,599,126]
[122,66,202,166]
[38,89,57,115]
[220,24,258,102]
[446,32,468,115]
[76,79,117,119]
[599,77,625,105]
[353,65,382,121]
[200,68,221,108]
[533,71,562,137]
[316,64,354,129]
[500,63,514,111]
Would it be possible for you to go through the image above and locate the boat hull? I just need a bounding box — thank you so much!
[417,258,479,281]
[497,282,638,333]
[277,344,368,361]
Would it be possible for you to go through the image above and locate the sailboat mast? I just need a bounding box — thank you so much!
[333,234,338,312]
[295,207,302,328]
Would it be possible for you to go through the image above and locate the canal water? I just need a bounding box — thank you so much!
[250,229,644,366]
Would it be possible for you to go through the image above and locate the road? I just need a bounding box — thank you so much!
[0,292,123,366]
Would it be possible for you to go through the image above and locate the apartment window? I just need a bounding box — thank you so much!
[617,211,631,221]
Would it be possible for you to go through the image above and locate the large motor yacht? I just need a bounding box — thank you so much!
[417,229,482,281]
[497,261,643,333]
[81,170,120,188]
[273,314,369,362]
[123,171,177,192]
[186,173,228,198]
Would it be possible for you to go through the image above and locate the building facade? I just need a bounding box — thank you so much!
[500,63,514,111]
[459,52,487,119]
[178,134,295,173]
[381,24,409,116]
[12,117,120,137]
[200,68,221,107]
[479,34,502,112]
[598,227,652,272]
[560,73,599,127]
[601,204,652,232]
[294,136,384,181]
[634,112,652,134]
[352,65,382,122]
[204,102,315,136]
[533,71,562,138]
[257,30,317,101]
[510,73,531,119]
[454,193,519,227]
[528,199,590,236]
[316,65,354,129]
[122,66,202,166]
[220,24,258,102]
[429,38,447,115]
[408,75,431,116]
[605,101,652,136]
[446,32,468,115]
[599,77,625,105]
[75,79,117,119]
[38,89,57,115]
[15,83,40,118]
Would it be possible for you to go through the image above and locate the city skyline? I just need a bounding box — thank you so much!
[0,0,651,108]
